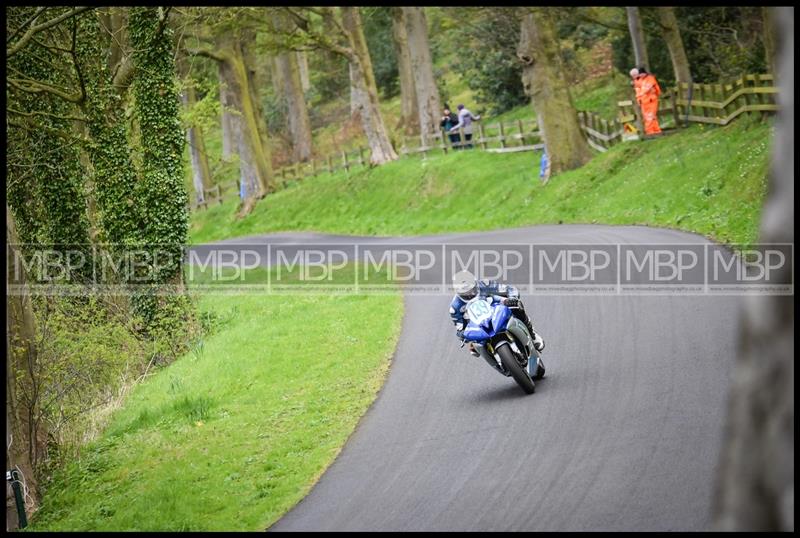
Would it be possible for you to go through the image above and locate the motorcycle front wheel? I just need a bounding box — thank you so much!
[497,343,535,394]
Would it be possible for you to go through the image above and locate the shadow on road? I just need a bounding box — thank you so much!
[464,378,550,404]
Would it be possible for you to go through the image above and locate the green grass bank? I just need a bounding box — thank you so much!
[28,267,403,531]
[190,117,773,247]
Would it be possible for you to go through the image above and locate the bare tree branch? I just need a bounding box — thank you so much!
[6,7,48,44]
[7,7,93,58]
[7,77,83,103]
[7,107,85,123]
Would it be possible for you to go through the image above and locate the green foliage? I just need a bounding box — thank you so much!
[557,16,609,50]
[363,7,399,99]
[22,296,144,463]
[180,77,222,134]
[6,7,91,275]
[450,8,528,115]
[611,6,768,83]
[261,86,289,136]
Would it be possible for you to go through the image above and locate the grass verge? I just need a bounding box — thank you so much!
[28,266,403,531]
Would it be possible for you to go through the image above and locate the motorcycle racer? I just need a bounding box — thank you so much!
[450,270,545,356]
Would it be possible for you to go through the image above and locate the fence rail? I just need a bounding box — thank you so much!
[399,118,544,157]
[673,73,777,126]
[189,145,375,211]
[191,73,777,211]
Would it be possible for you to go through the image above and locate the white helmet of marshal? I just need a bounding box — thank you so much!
[452,270,479,301]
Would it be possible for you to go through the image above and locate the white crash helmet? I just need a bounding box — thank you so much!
[452,270,479,301]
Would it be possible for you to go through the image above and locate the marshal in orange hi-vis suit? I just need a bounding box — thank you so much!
[634,72,662,135]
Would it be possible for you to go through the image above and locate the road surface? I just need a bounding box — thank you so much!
[217,224,736,531]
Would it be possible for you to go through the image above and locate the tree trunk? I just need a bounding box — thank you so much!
[403,7,441,145]
[182,90,213,204]
[296,50,311,93]
[218,64,236,162]
[212,36,273,198]
[341,7,398,165]
[712,8,793,532]
[272,13,313,163]
[626,6,649,71]
[762,7,779,79]
[349,61,368,121]
[657,7,691,83]
[6,205,45,513]
[518,9,592,175]
[276,51,313,162]
[241,38,273,171]
[391,7,419,135]
[179,57,213,204]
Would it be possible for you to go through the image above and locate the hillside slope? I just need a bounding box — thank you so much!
[191,117,773,246]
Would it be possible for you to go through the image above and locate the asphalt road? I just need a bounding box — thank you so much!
[240,224,737,532]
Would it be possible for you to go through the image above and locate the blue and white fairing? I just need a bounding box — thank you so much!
[462,296,512,342]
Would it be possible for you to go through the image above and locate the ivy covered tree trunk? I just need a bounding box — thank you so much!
[6,205,46,511]
[403,7,441,145]
[517,9,591,175]
[657,7,691,84]
[391,7,419,135]
[626,6,649,71]
[129,7,188,283]
[341,7,398,165]
[76,13,142,251]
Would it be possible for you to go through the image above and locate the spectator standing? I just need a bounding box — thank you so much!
[630,66,662,135]
[449,103,481,149]
[440,104,461,149]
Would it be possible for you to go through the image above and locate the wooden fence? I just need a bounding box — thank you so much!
[673,73,777,125]
[399,118,544,157]
[581,73,777,152]
[189,145,374,210]
[191,73,777,211]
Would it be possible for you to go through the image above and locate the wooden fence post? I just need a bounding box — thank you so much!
[440,129,448,154]
[498,122,506,149]
[670,87,680,128]
[478,123,487,150]
[358,146,366,167]
[342,151,350,173]
[327,155,333,174]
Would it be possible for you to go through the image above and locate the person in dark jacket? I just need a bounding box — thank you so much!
[440,104,461,149]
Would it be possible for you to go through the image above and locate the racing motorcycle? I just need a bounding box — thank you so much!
[460,296,545,394]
